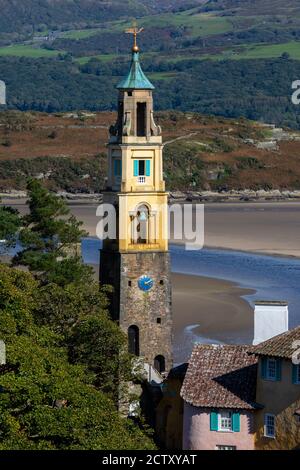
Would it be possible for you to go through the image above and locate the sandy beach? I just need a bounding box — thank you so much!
[172,273,255,363]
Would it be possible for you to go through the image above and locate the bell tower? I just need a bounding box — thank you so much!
[100,27,173,375]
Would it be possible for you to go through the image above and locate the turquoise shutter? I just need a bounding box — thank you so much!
[292,364,298,384]
[232,412,240,432]
[276,359,282,381]
[134,160,139,177]
[146,160,151,177]
[210,411,218,431]
[261,357,267,379]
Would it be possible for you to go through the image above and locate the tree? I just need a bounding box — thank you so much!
[0,201,21,248]
[14,179,91,285]
[0,264,155,450]
[33,280,133,402]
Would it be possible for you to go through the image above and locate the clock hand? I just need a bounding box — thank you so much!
[144,280,152,285]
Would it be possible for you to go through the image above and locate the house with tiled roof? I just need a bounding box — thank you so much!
[249,326,300,450]
[180,344,261,450]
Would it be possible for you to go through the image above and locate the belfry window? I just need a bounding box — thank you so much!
[136,204,149,244]
[137,102,146,136]
[128,325,140,356]
[154,355,166,374]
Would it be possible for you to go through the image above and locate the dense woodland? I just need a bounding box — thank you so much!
[0,55,299,129]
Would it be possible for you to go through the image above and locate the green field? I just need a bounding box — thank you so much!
[232,41,300,60]
[108,11,234,39]
[61,29,99,39]
[0,45,59,58]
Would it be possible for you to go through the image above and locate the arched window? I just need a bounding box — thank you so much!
[132,204,150,244]
[154,355,166,374]
[128,325,140,356]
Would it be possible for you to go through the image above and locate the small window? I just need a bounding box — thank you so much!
[219,411,232,432]
[216,445,236,451]
[160,280,164,286]
[264,414,275,438]
[266,358,277,381]
[114,159,122,177]
[133,159,151,178]
[154,355,166,374]
[157,318,162,324]
[128,281,132,287]
[128,91,132,97]
[138,160,145,176]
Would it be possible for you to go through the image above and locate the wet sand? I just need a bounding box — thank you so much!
[172,273,255,363]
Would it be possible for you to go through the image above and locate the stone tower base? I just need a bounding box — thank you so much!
[100,250,173,373]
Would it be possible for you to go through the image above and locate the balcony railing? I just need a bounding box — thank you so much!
[137,176,146,184]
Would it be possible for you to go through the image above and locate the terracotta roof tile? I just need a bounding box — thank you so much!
[181,344,259,410]
[248,326,300,359]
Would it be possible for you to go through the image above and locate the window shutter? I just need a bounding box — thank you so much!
[232,412,240,432]
[276,359,282,381]
[146,160,151,177]
[114,160,119,176]
[261,357,267,379]
[133,160,139,177]
[210,411,218,431]
[292,364,298,384]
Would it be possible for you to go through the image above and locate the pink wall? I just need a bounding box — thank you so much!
[183,404,255,450]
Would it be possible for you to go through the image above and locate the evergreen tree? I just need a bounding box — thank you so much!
[14,179,91,285]
[0,201,21,249]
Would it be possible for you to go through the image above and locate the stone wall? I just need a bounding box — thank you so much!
[100,250,173,373]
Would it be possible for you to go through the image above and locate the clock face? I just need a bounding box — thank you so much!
[138,275,154,292]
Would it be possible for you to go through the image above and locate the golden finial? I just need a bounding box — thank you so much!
[125,21,144,53]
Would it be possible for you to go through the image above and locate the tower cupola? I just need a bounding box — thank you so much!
[110,26,161,142]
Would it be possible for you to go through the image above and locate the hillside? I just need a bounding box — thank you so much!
[0,0,206,36]
[1,1,300,129]
[1,110,300,195]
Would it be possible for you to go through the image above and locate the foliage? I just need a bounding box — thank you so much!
[14,179,90,285]
[0,264,155,450]
[1,55,300,130]
[0,154,107,193]
[0,203,20,248]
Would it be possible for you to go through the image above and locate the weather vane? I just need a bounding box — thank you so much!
[125,21,144,52]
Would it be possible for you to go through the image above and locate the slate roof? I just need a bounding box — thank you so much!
[117,51,155,90]
[168,363,188,380]
[249,326,300,359]
[181,344,259,410]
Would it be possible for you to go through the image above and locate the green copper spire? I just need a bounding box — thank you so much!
[117,50,155,90]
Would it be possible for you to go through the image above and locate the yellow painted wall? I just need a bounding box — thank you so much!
[255,359,300,449]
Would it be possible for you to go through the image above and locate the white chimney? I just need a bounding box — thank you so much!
[253,301,289,345]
